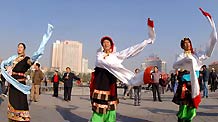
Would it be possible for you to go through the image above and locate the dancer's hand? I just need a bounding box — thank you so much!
[146,39,153,44]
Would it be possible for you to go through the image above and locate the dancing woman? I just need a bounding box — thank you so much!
[173,8,217,122]
[90,18,156,122]
[1,24,53,122]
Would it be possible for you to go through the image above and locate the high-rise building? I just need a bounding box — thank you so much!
[82,58,89,73]
[161,61,167,73]
[141,55,167,73]
[51,40,83,73]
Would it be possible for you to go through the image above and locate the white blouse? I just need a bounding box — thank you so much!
[95,26,155,85]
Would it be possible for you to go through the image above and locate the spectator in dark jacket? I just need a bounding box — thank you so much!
[62,67,80,101]
[209,68,217,92]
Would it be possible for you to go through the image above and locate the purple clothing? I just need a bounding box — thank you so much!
[152,72,161,83]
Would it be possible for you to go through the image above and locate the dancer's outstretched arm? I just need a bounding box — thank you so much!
[197,8,217,60]
[31,24,54,62]
[117,18,156,60]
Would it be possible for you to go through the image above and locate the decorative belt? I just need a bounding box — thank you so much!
[17,78,27,82]
[92,90,111,101]
[92,101,118,114]
[93,89,110,95]
[12,72,26,77]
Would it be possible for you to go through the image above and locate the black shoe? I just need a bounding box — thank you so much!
[159,100,162,102]
[206,96,208,98]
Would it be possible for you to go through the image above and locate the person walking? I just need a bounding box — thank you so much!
[62,67,80,101]
[30,63,44,102]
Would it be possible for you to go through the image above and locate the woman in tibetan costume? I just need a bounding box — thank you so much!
[173,8,217,122]
[90,18,156,122]
[1,24,53,122]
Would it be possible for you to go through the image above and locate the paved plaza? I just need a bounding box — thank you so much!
[1,87,218,122]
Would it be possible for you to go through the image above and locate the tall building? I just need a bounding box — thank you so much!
[141,55,167,73]
[82,58,89,73]
[161,61,167,73]
[51,40,83,73]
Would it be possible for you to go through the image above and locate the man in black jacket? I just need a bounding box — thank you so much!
[62,67,80,101]
[209,68,217,92]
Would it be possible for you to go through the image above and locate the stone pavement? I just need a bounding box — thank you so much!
[0,87,218,122]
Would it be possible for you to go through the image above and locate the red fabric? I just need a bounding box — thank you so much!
[193,94,201,109]
[76,80,81,85]
[199,8,212,19]
[143,66,154,84]
[89,71,116,97]
[53,75,58,83]
[110,83,116,97]
[89,72,95,97]
[161,73,168,81]
[181,84,187,99]
[147,18,154,28]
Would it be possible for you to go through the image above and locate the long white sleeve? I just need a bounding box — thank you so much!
[95,18,156,85]
[117,26,155,60]
[95,52,134,84]
[197,9,218,61]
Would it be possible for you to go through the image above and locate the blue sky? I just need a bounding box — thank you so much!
[0,0,218,72]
